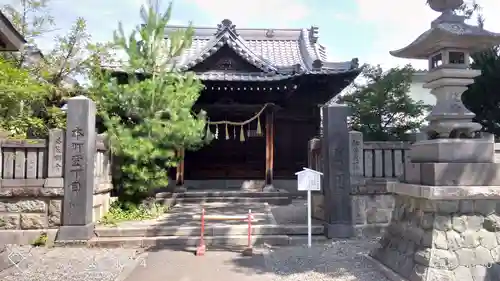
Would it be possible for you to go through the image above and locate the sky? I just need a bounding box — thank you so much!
[4,0,500,70]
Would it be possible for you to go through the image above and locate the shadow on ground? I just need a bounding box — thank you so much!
[124,237,391,281]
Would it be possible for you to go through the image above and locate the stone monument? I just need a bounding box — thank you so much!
[371,0,500,280]
[56,96,97,242]
[321,104,354,238]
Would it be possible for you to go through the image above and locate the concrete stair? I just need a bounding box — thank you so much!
[91,224,326,248]
[88,191,325,249]
[155,190,304,205]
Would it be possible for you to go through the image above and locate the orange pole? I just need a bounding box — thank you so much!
[247,209,252,248]
[196,208,206,256]
[243,209,253,256]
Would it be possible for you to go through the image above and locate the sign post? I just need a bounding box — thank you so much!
[295,167,323,248]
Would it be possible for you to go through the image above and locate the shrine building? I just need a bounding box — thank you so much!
[107,19,361,191]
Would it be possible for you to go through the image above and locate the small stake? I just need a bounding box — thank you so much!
[242,209,253,256]
[196,208,206,256]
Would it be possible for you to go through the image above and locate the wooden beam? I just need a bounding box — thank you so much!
[194,103,281,114]
[265,109,275,186]
[176,148,185,186]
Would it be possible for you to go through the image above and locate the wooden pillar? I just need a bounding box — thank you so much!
[265,109,275,186]
[176,148,185,186]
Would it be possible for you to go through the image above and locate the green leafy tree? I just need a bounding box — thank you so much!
[0,58,48,137]
[90,3,207,205]
[451,1,500,136]
[337,65,431,141]
[462,47,500,135]
[1,0,113,137]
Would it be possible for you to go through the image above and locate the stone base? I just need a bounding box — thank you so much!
[371,194,500,281]
[324,223,354,239]
[405,163,500,186]
[56,223,95,241]
[409,139,494,163]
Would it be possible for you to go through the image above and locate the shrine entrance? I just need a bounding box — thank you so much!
[184,103,273,184]
[107,20,362,190]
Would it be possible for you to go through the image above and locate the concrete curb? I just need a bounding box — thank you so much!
[88,234,330,248]
[94,224,325,237]
[362,254,407,281]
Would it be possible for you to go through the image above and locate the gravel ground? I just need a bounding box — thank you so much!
[0,246,144,281]
[263,238,390,281]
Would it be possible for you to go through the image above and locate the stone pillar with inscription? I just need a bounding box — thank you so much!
[321,104,354,238]
[349,131,364,189]
[56,96,97,242]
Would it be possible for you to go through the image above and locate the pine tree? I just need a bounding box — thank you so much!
[90,3,207,204]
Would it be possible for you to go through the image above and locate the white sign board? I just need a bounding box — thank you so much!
[295,168,323,248]
[296,168,322,191]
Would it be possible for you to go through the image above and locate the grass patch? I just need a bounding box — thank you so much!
[31,232,48,247]
[99,200,170,226]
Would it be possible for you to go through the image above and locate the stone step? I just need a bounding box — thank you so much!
[95,224,324,237]
[175,191,304,198]
[88,234,329,248]
[157,196,292,205]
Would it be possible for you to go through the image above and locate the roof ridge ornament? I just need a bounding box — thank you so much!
[427,0,463,13]
[427,0,466,27]
[309,26,319,44]
[216,19,238,36]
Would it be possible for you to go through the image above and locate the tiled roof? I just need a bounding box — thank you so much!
[0,11,26,51]
[105,19,360,82]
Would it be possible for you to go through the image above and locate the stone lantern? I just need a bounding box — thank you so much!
[390,1,500,140]
[371,1,500,281]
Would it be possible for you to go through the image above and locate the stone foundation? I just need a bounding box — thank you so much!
[352,194,393,237]
[372,194,500,281]
[0,180,113,246]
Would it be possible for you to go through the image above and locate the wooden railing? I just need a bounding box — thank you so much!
[0,132,112,185]
[362,142,410,179]
[1,139,47,182]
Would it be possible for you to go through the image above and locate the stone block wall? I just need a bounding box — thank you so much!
[0,187,63,230]
[352,194,394,237]
[351,179,395,237]
[372,194,500,281]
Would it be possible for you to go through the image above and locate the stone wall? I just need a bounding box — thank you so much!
[372,194,500,281]
[0,129,113,245]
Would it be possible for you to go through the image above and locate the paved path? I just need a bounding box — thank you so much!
[0,246,142,281]
[124,238,391,281]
